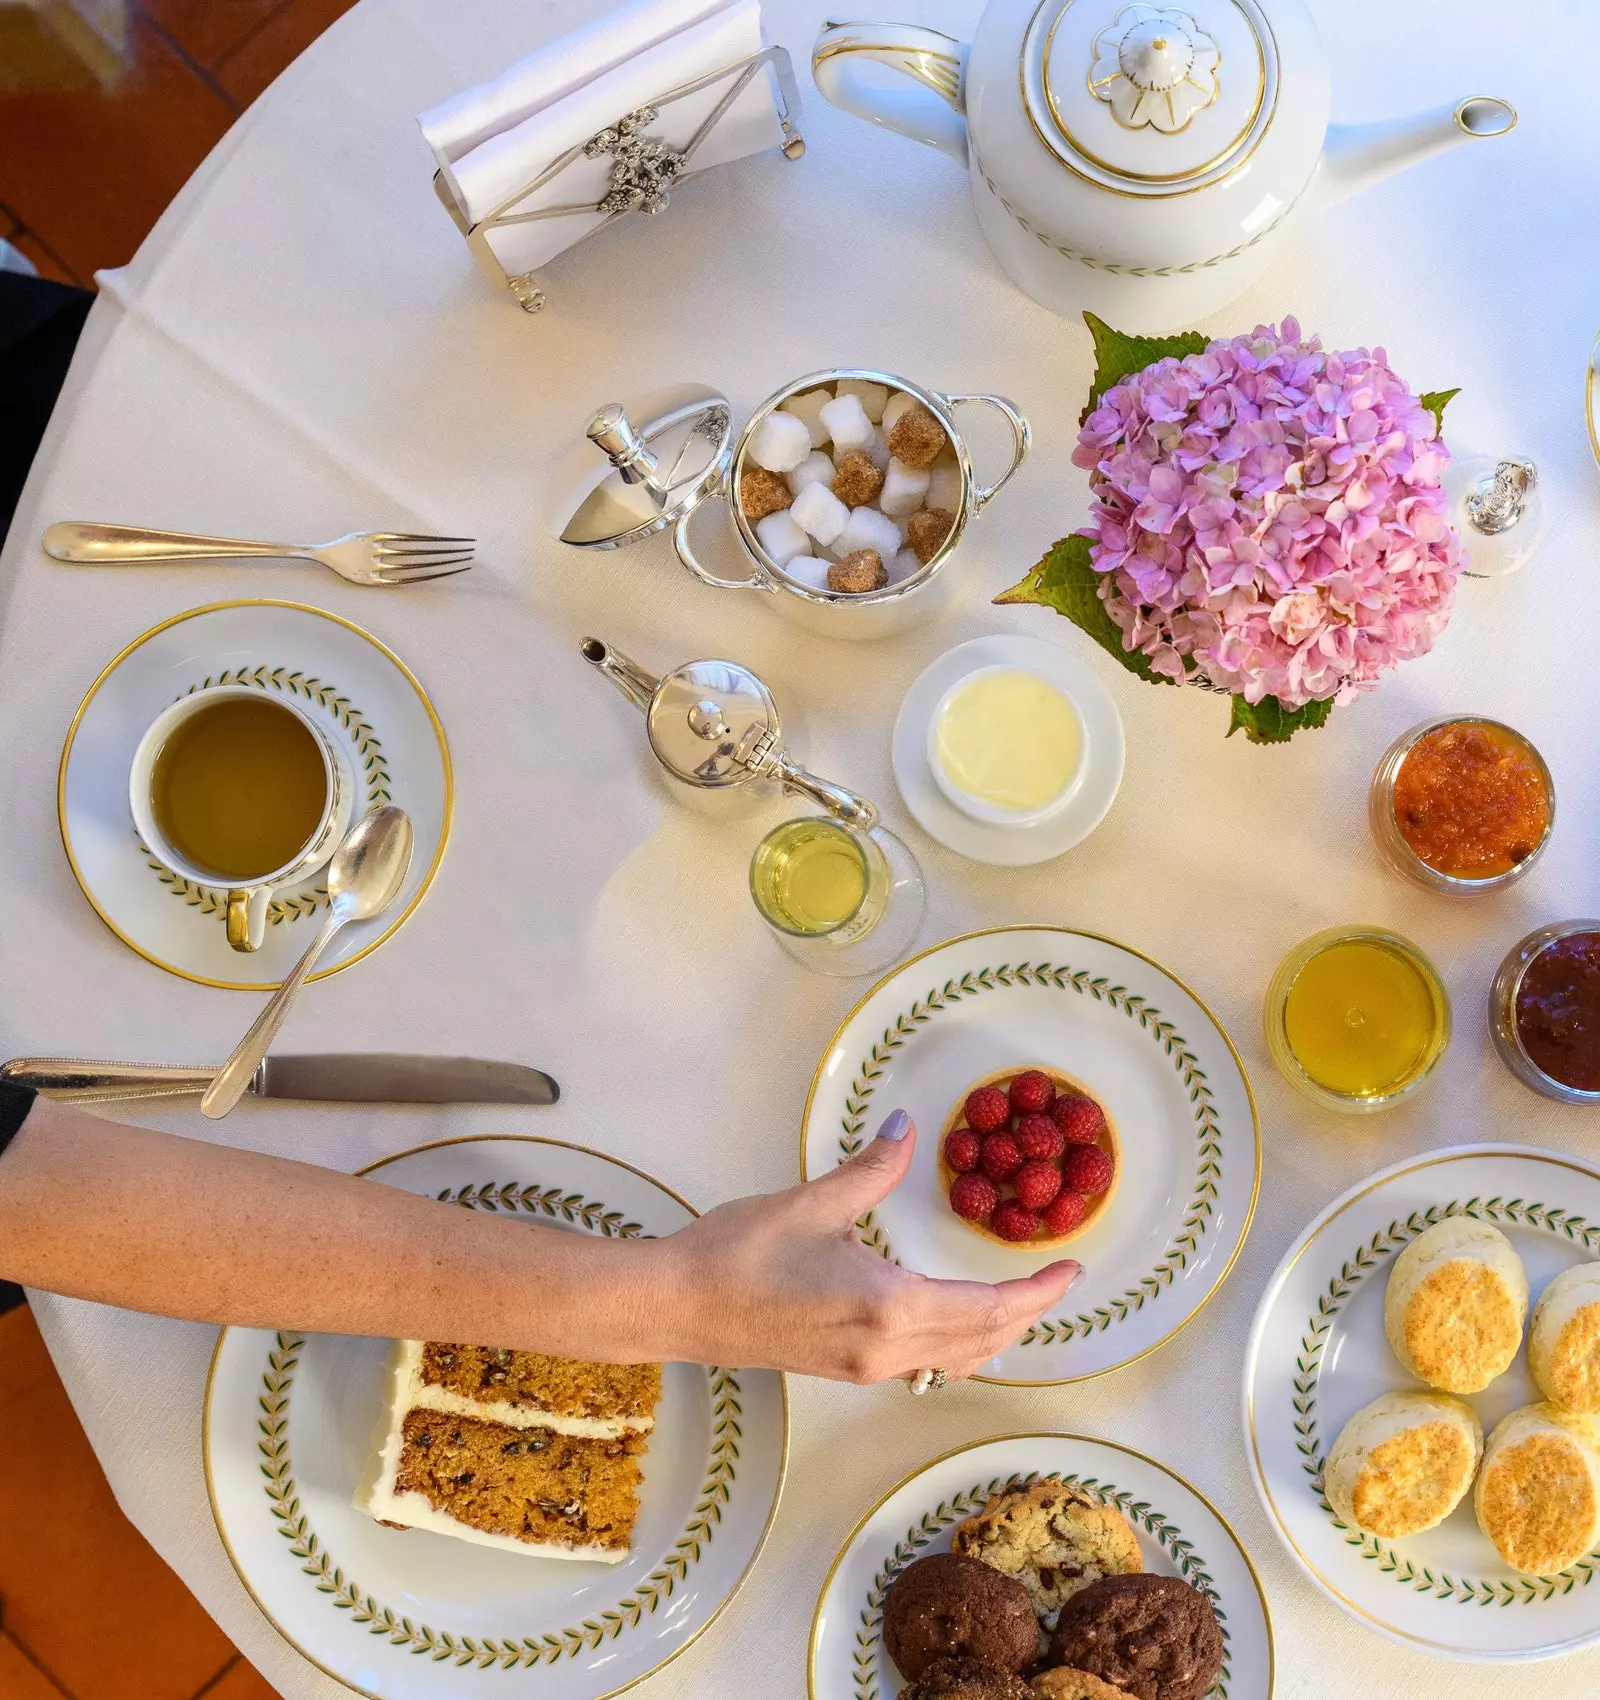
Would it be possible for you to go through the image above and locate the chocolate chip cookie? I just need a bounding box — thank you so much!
[883,1552,1039,1682]
[1048,1574,1223,1700]
[1030,1669,1126,1700]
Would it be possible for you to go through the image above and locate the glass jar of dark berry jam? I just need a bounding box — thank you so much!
[1491,921,1600,1102]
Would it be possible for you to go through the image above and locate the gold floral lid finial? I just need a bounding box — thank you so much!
[1088,3,1221,133]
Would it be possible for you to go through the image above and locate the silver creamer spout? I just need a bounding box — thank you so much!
[1317,96,1516,209]
[579,637,660,713]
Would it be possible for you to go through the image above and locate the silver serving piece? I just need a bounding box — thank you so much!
[1451,454,1542,579]
[581,636,878,826]
[1466,457,1537,536]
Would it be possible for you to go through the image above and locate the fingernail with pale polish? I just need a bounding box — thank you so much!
[878,1108,911,1142]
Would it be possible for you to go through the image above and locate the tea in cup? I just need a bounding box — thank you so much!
[129,686,352,951]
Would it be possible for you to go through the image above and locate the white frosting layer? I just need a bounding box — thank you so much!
[350,1339,638,1561]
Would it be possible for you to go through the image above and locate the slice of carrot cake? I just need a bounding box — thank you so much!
[354,1341,662,1562]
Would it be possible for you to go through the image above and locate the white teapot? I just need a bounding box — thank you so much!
[813,2,1514,331]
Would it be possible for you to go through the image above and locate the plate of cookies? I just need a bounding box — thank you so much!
[809,1432,1273,1700]
[1245,1143,1600,1661]
[802,927,1260,1383]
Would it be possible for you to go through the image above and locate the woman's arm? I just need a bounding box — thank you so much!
[0,1099,1079,1383]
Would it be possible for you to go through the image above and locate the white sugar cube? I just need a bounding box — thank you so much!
[747,410,812,473]
[866,429,891,471]
[786,450,836,497]
[887,547,923,584]
[818,393,875,453]
[790,481,849,546]
[879,456,931,517]
[926,456,962,514]
[882,390,919,433]
[836,379,889,422]
[782,554,832,591]
[755,508,809,566]
[781,388,833,448]
[837,504,902,562]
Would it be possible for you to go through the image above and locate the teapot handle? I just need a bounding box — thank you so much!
[812,21,969,168]
[672,494,770,592]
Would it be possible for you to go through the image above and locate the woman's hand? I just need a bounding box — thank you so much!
[652,1110,1082,1383]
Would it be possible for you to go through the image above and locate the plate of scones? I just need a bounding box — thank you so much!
[1245,1144,1600,1660]
[204,1136,787,1700]
[809,1432,1272,1700]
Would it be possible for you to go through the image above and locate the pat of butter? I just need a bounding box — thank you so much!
[934,669,1082,812]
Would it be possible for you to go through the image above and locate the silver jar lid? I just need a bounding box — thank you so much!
[647,657,780,789]
[547,383,732,550]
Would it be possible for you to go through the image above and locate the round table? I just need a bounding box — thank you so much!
[5,0,1597,1694]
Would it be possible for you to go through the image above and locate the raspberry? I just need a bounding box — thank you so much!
[991,1199,1043,1242]
[1043,1190,1088,1236]
[1014,1160,1062,1211]
[964,1086,1010,1133]
[1062,1144,1115,1194]
[1008,1070,1055,1115]
[1015,1113,1065,1162]
[943,1128,981,1174]
[1053,1094,1106,1145]
[949,1172,999,1224]
[979,1131,1024,1182]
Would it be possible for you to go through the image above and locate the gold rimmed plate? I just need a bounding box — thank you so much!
[204,1135,788,1700]
[1244,1143,1600,1661]
[809,1431,1273,1700]
[58,600,451,989]
[801,927,1259,1384]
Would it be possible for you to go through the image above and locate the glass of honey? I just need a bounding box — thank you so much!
[1265,927,1451,1112]
[1369,716,1554,894]
[749,816,925,977]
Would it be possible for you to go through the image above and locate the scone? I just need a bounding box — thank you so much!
[1383,1217,1529,1393]
[1475,1403,1600,1574]
[953,1481,1143,1635]
[1323,1390,1483,1538]
[1529,1263,1600,1413]
[882,1552,1039,1682]
[1031,1669,1126,1700]
[1049,1574,1223,1700]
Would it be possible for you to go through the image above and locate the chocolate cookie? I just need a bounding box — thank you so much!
[883,1553,1039,1681]
[898,1655,1033,1700]
[1048,1575,1222,1700]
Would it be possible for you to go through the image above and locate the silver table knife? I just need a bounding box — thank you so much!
[0,1055,559,1106]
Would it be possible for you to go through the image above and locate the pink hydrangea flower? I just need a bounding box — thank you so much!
[1072,319,1463,709]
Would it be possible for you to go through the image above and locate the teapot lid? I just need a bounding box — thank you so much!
[647,658,782,790]
[1021,0,1280,195]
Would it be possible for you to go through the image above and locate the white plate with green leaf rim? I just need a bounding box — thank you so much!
[59,599,450,990]
[1244,1143,1600,1662]
[808,1432,1274,1700]
[801,927,1260,1384]
[204,1136,788,1700]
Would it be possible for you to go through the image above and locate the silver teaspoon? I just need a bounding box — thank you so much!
[201,807,415,1119]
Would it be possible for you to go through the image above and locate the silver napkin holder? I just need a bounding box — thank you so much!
[432,43,804,313]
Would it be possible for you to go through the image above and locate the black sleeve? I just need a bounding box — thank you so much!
[0,1081,37,1160]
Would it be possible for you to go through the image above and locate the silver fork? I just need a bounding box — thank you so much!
[41,522,474,586]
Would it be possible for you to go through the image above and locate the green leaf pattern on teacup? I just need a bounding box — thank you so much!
[835,962,1224,1344]
[1294,1196,1600,1604]
[255,1181,743,1667]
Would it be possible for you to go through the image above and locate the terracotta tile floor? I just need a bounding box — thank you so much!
[1,7,365,1690]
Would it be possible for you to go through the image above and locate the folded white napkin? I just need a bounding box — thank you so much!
[420,0,782,280]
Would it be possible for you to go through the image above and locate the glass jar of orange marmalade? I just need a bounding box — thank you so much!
[1369,716,1554,893]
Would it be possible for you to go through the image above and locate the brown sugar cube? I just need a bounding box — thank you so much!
[885,404,948,469]
[830,450,885,508]
[738,463,792,522]
[907,506,956,564]
[827,549,887,594]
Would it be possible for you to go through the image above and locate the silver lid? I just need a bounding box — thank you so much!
[547,383,732,550]
[647,658,781,788]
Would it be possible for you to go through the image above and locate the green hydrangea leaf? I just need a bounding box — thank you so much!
[1081,311,1209,424]
[1226,692,1335,743]
[994,533,1174,686]
[1418,387,1460,436]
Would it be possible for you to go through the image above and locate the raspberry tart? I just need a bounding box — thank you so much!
[937,1066,1119,1248]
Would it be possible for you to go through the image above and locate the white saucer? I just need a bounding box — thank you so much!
[892,634,1124,865]
[59,600,452,990]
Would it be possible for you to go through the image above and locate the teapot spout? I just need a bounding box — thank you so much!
[579,637,660,713]
[1319,96,1516,208]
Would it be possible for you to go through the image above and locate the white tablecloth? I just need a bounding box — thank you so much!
[5,0,1597,1694]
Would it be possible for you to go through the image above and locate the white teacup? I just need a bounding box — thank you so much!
[129,685,353,952]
